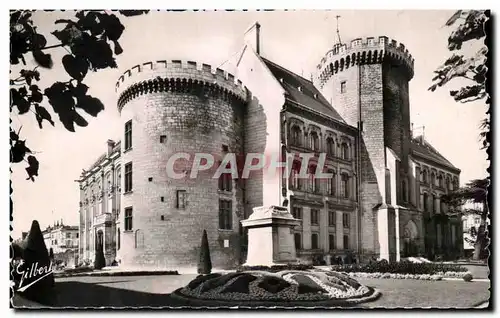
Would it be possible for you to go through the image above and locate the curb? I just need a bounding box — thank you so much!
[54,270,179,278]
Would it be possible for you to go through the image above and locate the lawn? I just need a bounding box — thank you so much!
[356,278,490,308]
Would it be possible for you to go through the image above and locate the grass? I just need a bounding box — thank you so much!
[356,278,490,308]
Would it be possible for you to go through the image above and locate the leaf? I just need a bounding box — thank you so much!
[75,95,104,116]
[118,10,150,17]
[101,13,125,41]
[29,85,43,103]
[10,88,30,114]
[10,139,31,163]
[32,50,53,68]
[112,40,123,55]
[73,111,88,127]
[25,155,39,182]
[444,10,463,26]
[30,33,47,50]
[70,82,89,97]
[34,104,55,128]
[62,54,88,81]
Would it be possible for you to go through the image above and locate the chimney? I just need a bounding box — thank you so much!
[107,139,115,157]
[244,22,261,55]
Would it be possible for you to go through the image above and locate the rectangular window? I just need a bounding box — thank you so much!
[328,211,336,227]
[124,120,132,150]
[76,233,79,238]
[343,213,350,229]
[160,135,167,143]
[311,209,319,225]
[124,163,133,192]
[176,190,186,209]
[329,234,335,251]
[294,233,302,250]
[343,234,349,249]
[219,200,232,230]
[340,81,347,94]
[311,233,319,249]
[292,207,303,220]
[218,162,232,192]
[124,207,133,231]
[66,233,71,238]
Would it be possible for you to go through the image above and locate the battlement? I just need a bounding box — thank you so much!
[315,36,415,87]
[115,59,247,111]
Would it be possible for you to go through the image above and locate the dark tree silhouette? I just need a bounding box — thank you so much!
[94,242,106,270]
[17,220,55,302]
[198,230,212,274]
[428,10,489,149]
[10,10,149,181]
[442,178,489,260]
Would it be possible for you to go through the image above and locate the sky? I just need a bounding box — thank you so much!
[10,10,489,238]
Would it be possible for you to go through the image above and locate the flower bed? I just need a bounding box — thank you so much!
[171,269,381,307]
[331,261,468,275]
[237,264,314,273]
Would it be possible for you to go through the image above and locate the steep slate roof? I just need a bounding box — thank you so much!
[261,58,346,124]
[411,135,460,172]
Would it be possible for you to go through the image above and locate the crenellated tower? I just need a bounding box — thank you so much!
[315,36,415,261]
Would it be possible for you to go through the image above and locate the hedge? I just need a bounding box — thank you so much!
[331,260,468,275]
[237,264,314,273]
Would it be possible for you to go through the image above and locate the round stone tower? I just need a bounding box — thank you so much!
[115,60,247,270]
[314,37,415,260]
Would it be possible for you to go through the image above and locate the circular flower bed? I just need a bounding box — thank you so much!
[170,270,381,307]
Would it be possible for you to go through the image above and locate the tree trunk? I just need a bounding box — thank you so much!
[472,205,488,261]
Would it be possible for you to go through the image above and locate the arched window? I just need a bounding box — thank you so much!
[341,173,349,198]
[432,194,437,212]
[291,125,302,146]
[423,193,428,212]
[326,170,336,196]
[422,170,428,184]
[310,131,319,152]
[309,165,320,193]
[446,176,451,190]
[341,143,349,160]
[430,172,436,186]
[326,137,335,156]
[291,161,302,190]
[438,175,443,188]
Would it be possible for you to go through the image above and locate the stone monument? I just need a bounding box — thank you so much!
[241,205,301,266]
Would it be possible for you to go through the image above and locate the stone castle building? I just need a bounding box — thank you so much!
[77,23,463,268]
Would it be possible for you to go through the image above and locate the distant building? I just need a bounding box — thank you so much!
[42,222,79,266]
[462,202,489,256]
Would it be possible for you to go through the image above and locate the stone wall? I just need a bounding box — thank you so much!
[116,60,247,269]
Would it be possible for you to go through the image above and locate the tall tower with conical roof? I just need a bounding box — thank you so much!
[314,36,415,261]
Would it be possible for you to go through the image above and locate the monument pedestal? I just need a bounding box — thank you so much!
[241,206,301,266]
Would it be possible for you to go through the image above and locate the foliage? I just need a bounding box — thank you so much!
[441,178,488,214]
[331,260,468,275]
[428,10,489,149]
[463,273,473,282]
[197,230,212,274]
[10,10,148,181]
[237,264,314,273]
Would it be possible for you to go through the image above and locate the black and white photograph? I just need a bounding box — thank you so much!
[8,6,491,310]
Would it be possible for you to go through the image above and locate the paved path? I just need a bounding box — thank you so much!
[11,274,490,309]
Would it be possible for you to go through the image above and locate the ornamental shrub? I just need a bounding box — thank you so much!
[197,230,212,274]
[331,261,468,275]
[463,273,473,282]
